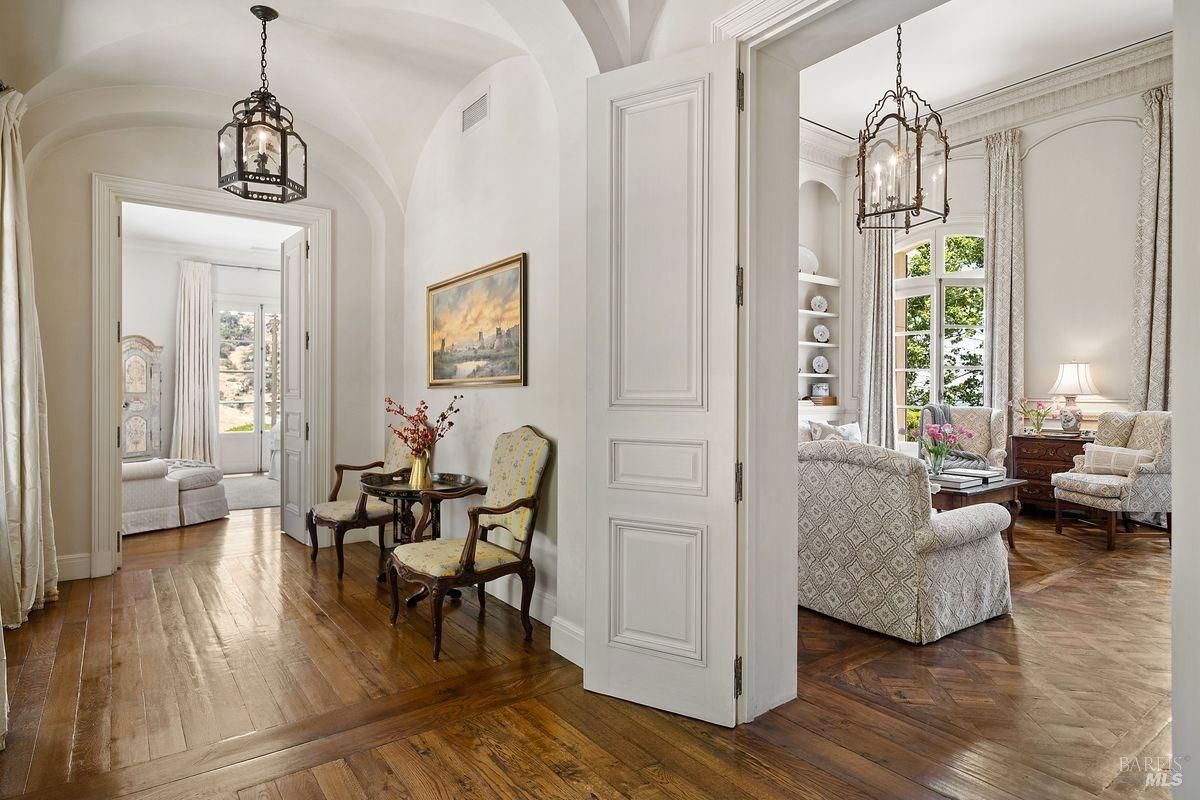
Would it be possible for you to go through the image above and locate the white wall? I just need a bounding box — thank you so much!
[28,126,379,567]
[401,56,561,623]
[1173,0,1199,785]
[122,240,282,453]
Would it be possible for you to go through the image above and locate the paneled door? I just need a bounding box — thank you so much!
[585,39,740,726]
[280,230,307,541]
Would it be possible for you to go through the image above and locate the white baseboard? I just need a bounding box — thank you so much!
[485,573,556,625]
[551,616,585,667]
[58,553,92,582]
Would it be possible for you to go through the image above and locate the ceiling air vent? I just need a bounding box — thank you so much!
[462,92,489,133]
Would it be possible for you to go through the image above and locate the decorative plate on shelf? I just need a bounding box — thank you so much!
[813,324,830,343]
[810,295,829,313]
[812,355,829,374]
[798,245,819,275]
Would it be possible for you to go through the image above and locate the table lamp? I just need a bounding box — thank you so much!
[1048,362,1097,433]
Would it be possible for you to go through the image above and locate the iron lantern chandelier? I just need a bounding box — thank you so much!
[218,5,307,203]
[856,25,949,233]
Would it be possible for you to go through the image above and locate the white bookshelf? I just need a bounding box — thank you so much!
[798,178,845,430]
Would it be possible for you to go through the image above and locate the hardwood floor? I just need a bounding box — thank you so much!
[1,508,1171,799]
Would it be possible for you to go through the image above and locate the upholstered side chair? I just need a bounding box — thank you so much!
[387,425,552,660]
[917,406,1007,467]
[308,434,407,578]
[1051,411,1172,549]
[797,439,1013,644]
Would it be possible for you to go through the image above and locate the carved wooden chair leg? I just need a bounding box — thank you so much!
[1106,511,1117,551]
[335,524,347,578]
[476,583,487,616]
[431,587,446,661]
[377,524,387,575]
[307,510,318,561]
[519,564,536,642]
[1054,497,1063,536]
[388,566,400,624]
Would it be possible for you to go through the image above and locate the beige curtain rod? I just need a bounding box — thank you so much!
[211,261,279,273]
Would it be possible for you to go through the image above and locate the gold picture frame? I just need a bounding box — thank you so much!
[427,253,527,387]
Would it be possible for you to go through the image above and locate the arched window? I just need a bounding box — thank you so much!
[893,219,987,440]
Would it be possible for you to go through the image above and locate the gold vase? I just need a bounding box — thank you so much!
[408,452,432,490]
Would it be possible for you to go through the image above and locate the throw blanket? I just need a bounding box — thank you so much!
[920,404,989,470]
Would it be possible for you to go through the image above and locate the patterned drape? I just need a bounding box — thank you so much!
[170,261,218,462]
[983,129,1025,440]
[1,87,60,749]
[1129,85,1172,411]
[858,226,895,448]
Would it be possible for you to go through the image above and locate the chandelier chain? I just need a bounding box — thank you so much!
[260,19,269,92]
[895,25,903,95]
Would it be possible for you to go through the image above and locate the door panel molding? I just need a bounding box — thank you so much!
[92,173,331,574]
[609,437,708,495]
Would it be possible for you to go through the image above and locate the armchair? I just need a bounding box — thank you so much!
[307,433,408,578]
[797,440,1012,644]
[387,425,552,660]
[918,406,1007,468]
[1051,411,1171,549]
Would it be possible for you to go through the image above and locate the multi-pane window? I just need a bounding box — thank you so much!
[893,232,986,441]
[217,306,281,435]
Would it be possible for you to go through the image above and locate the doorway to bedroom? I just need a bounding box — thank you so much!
[119,201,302,539]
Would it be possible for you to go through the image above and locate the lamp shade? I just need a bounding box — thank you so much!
[1048,362,1098,398]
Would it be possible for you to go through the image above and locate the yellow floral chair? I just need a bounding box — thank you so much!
[387,426,552,660]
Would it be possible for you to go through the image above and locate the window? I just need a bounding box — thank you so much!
[217,305,281,435]
[893,232,986,441]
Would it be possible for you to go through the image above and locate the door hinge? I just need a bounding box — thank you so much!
[734,655,743,698]
[305,240,310,258]
[117,425,121,449]
[116,320,122,342]
[735,264,743,307]
[117,532,122,552]
[305,422,310,441]
[734,461,744,502]
[117,214,122,237]
[736,68,745,113]
[305,331,310,350]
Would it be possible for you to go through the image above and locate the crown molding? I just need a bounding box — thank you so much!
[124,236,279,268]
[799,119,853,171]
[943,35,1172,145]
[712,0,851,46]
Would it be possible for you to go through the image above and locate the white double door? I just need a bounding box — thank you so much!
[585,40,741,726]
[215,299,281,476]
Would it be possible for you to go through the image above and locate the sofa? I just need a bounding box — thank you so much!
[797,439,1013,644]
[121,458,229,534]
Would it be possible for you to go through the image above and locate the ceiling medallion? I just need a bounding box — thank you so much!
[856,25,949,233]
[218,5,307,203]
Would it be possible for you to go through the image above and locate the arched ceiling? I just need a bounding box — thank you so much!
[0,0,545,211]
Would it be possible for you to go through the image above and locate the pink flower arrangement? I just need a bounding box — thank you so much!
[1011,397,1053,433]
[384,395,463,456]
[909,422,974,461]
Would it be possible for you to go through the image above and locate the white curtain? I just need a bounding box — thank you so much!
[1129,85,1172,411]
[170,261,218,462]
[983,129,1026,439]
[858,226,895,448]
[0,87,60,750]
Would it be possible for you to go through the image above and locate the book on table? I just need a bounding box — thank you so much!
[931,474,983,489]
[942,467,1006,482]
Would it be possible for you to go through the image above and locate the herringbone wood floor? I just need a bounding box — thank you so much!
[0,507,1171,799]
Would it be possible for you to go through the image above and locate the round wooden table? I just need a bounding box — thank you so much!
[360,471,477,586]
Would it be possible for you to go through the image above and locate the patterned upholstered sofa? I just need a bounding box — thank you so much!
[797,440,1013,644]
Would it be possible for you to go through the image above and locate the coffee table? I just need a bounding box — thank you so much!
[930,477,1026,548]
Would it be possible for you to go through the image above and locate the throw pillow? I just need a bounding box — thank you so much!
[808,420,862,442]
[1079,443,1154,476]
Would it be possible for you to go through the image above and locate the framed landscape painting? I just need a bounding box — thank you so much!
[427,253,527,387]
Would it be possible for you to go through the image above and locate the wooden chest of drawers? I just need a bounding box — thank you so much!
[1008,434,1091,510]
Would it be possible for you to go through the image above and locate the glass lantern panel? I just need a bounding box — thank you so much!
[285,132,307,192]
[242,123,282,179]
[219,125,238,180]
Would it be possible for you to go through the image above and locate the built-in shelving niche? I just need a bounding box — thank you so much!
[798,179,844,422]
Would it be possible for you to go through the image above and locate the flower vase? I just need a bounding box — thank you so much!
[408,452,432,490]
[1031,418,1044,436]
[927,452,946,476]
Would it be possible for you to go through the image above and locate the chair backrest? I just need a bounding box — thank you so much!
[478,426,552,542]
[917,406,997,456]
[797,440,931,553]
[1128,411,1171,471]
[384,431,408,472]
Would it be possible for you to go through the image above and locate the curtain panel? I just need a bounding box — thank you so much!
[0,87,60,749]
[1129,84,1172,411]
[983,129,1026,440]
[170,261,218,462]
[858,226,895,448]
